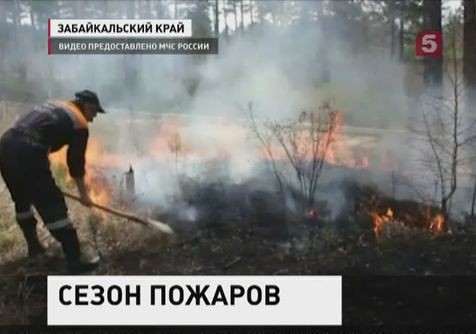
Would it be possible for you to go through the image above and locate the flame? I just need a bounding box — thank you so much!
[319,110,369,169]
[260,108,371,170]
[369,206,447,238]
[150,116,189,158]
[429,213,445,233]
[149,116,251,164]
[386,208,394,217]
[370,208,393,238]
[307,207,318,218]
[49,138,116,207]
[145,110,371,175]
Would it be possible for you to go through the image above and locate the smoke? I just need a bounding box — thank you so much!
[5,1,473,219]
[102,5,409,211]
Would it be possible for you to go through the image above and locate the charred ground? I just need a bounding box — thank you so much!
[2,177,476,325]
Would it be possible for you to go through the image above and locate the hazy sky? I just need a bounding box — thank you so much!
[445,0,462,12]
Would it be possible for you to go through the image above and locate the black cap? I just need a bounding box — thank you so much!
[74,90,106,113]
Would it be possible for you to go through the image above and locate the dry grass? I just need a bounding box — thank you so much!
[0,179,169,275]
[0,101,170,274]
[0,184,24,264]
[0,154,170,325]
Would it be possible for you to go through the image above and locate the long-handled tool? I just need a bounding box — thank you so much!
[62,191,174,235]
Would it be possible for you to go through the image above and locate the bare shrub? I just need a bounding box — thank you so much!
[411,13,476,224]
[247,102,340,215]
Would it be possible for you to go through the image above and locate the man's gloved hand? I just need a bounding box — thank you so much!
[74,177,93,207]
[80,193,93,207]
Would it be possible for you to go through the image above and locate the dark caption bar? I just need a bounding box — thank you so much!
[49,38,218,55]
[343,276,476,326]
[3,275,476,327]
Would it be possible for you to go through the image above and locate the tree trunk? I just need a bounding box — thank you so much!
[463,0,476,104]
[240,0,244,33]
[398,15,405,61]
[11,0,25,80]
[234,0,238,31]
[214,0,219,36]
[0,1,7,72]
[138,0,149,18]
[441,197,447,218]
[471,176,476,219]
[11,0,20,47]
[103,0,110,18]
[320,16,331,83]
[149,0,155,18]
[153,0,164,18]
[390,14,395,59]
[74,1,84,18]
[224,7,230,40]
[29,7,37,32]
[423,0,443,89]
[128,0,136,18]
[249,0,254,25]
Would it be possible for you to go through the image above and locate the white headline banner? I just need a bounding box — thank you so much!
[47,276,342,326]
[49,19,192,38]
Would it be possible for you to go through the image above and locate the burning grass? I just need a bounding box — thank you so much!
[3,103,476,324]
[0,106,469,272]
[363,189,448,237]
[3,170,474,277]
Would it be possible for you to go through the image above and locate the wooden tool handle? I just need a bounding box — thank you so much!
[62,191,148,226]
[62,191,174,235]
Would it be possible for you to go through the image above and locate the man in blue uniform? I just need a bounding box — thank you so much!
[0,90,105,273]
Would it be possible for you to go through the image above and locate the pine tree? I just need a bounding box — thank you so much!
[463,0,476,97]
[423,0,443,88]
[185,0,212,37]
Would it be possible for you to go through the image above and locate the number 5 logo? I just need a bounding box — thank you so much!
[416,31,442,57]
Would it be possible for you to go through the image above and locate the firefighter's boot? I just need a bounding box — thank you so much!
[51,227,99,274]
[18,216,45,258]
